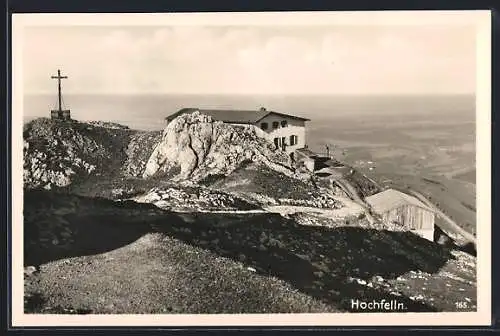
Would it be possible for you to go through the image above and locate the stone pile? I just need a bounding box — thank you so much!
[134,186,258,211]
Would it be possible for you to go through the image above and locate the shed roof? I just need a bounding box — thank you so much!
[365,189,435,214]
[295,148,317,158]
[165,108,310,124]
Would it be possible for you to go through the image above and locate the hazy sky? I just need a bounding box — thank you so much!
[22,24,476,95]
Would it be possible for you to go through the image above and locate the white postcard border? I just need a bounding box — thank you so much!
[10,10,492,327]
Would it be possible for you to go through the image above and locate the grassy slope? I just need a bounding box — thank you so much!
[24,191,476,314]
[25,233,333,314]
[205,162,326,203]
[452,168,476,184]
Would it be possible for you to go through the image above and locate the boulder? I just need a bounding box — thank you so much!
[143,111,293,182]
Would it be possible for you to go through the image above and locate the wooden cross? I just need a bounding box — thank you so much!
[51,69,68,112]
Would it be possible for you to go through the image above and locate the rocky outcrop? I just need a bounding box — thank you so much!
[143,111,293,181]
[123,131,162,177]
[23,118,131,190]
[24,142,95,189]
[22,114,299,192]
[87,121,130,130]
[24,119,100,189]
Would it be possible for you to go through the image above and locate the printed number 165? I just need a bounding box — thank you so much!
[455,302,468,309]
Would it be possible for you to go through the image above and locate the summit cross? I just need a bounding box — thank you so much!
[51,69,68,112]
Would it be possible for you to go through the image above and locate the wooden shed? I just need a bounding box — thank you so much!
[365,188,435,241]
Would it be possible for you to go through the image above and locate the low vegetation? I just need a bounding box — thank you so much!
[205,162,343,208]
[342,169,381,198]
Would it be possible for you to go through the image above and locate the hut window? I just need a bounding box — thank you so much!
[274,137,280,148]
[261,122,268,130]
[272,121,279,129]
[281,120,288,127]
[290,135,298,146]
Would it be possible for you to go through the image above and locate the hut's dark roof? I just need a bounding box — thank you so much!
[365,189,435,214]
[165,108,310,124]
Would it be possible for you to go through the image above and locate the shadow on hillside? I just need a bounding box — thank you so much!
[24,190,456,313]
[23,190,162,267]
[145,213,454,312]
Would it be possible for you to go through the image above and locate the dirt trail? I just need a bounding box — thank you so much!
[174,209,268,214]
[169,200,364,220]
[407,189,476,246]
[264,200,364,219]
